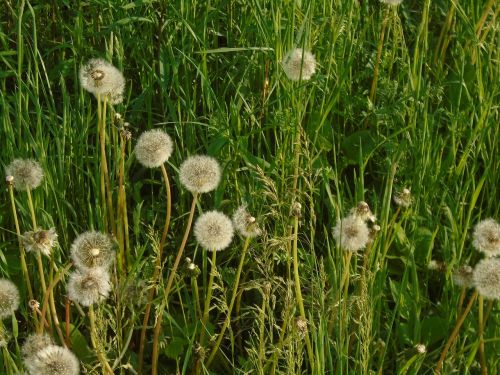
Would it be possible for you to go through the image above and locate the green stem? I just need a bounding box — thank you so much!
[292,215,315,371]
[100,96,116,235]
[199,250,218,347]
[478,295,487,375]
[206,237,251,367]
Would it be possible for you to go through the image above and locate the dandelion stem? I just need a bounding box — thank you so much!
[26,187,37,229]
[148,192,198,375]
[89,305,114,375]
[435,290,478,374]
[328,251,353,336]
[100,96,116,235]
[478,295,487,375]
[206,237,251,367]
[292,214,315,371]
[97,94,108,232]
[199,250,218,348]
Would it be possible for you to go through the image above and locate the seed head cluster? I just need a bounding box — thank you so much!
[179,155,221,194]
[5,159,44,191]
[25,345,80,375]
[282,48,317,81]
[134,129,173,168]
[472,218,500,257]
[0,279,20,320]
[67,267,111,307]
[79,58,125,104]
[393,188,412,208]
[194,211,234,251]
[333,214,370,252]
[70,231,115,270]
[22,228,58,257]
[472,258,500,300]
[452,265,474,288]
[22,333,53,360]
[233,205,261,238]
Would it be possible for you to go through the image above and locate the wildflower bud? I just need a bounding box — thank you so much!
[291,202,302,218]
[472,218,500,257]
[194,211,234,252]
[0,279,20,320]
[282,48,317,81]
[28,299,40,311]
[393,188,412,208]
[183,258,201,278]
[415,344,426,354]
[233,205,261,238]
[452,265,474,288]
[5,159,44,191]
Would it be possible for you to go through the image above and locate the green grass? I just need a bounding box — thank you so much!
[1,0,499,374]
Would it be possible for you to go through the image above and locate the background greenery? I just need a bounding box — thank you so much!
[0,0,499,374]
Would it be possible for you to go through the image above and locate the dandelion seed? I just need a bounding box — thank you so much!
[70,231,115,270]
[472,218,500,257]
[22,228,58,257]
[415,344,426,354]
[194,211,234,251]
[22,333,53,360]
[5,159,43,191]
[179,155,221,194]
[380,0,403,5]
[452,265,474,288]
[428,260,446,272]
[473,258,500,300]
[0,279,20,320]
[67,268,111,306]
[79,58,125,103]
[368,224,381,243]
[233,205,261,238]
[352,201,376,223]
[134,129,173,168]
[333,214,370,252]
[282,48,317,81]
[25,345,79,375]
[393,188,412,208]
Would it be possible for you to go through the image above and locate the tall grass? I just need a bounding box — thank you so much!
[1,0,499,374]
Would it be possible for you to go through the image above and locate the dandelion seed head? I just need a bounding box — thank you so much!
[79,58,125,101]
[22,334,53,360]
[282,48,317,81]
[352,201,376,223]
[393,188,412,208]
[25,345,79,375]
[452,265,474,288]
[291,202,302,218]
[70,231,115,270]
[333,214,370,252]
[5,159,43,191]
[415,344,426,354]
[194,211,234,251]
[179,155,221,194]
[233,205,261,238]
[428,260,446,271]
[67,268,111,306]
[473,258,500,300]
[22,228,58,257]
[134,129,173,168]
[380,0,403,5]
[472,218,500,257]
[0,279,20,320]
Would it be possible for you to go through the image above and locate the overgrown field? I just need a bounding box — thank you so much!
[1,0,499,374]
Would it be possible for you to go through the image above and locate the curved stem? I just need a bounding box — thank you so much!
[89,305,114,375]
[435,290,478,374]
[137,164,173,373]
[149,193,199,375]
[206,237,251,367]
[292,215,315,371]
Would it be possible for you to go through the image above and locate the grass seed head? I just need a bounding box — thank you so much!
[25,345,79,375]
[22,333,53,360]
[282,48,317,81]
[179,155,221,194]
[473,258,500,300]
[472,218,500,257]
[79,58,125,103]
[134,129,173,168]
[67,268,111,306]
[5,159,43,191]
[233,205,261,238]
[22,228,58,257]
[0,279,20,320]
[333,214,370,252]
[452,265,474,288]
[194,211,234,252]
[70,231,115,270]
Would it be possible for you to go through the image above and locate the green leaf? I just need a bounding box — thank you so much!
[164,336,189,359]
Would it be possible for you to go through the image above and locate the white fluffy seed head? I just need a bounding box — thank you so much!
[70,231,115,270]
[0,279,20,320]
[380,0,403,5]
[393,188,412,208]
[472,218,500,257]
[194,211,234,251]
[232,205,261,238]
[134,129,173,168]
[22,228,58,257]
[5,159,44,191]
[25,345,79,375]
[282,48,317,81]
[452,265,474,288]
[333,214,370,252]
[22,333,53,360]
[473,258,500,300]
[67,268,111,306]
[79,58,125,103]
[179,155,221,194]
